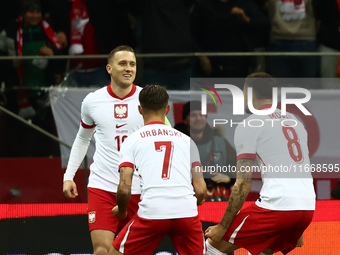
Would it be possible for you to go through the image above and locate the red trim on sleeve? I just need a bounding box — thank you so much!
[107,84,137,100]
[192,161,202,168]
[81,121,96,129]
[237,153,256,161]
[119,162,134,171]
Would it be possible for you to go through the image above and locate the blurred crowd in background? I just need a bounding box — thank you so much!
[0,0,340,158]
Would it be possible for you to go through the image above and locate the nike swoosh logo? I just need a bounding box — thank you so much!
[116,123,127,129]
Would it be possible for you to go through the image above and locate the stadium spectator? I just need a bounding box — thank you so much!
[265,0,319,80]
[0,0,21,113]
[314,0,340,88]
[62,45,144,255]
[85,0,137,54]
[3,0,66,120]
[43,0,110,87]
[175,100,237,202]
[68,0,109,87]
[130,0,196,90]
[0,0,65,158]
[205,72,316,255]
[0,0,21,87]
[191,0,270,78]
[109,84,207,255]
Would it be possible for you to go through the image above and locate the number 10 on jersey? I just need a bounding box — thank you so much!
[115,135,127,151]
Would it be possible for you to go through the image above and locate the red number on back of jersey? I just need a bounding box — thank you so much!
[154,141,174,180]
[282,126,303,163]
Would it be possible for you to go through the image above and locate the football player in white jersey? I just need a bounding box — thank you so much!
[109,84,207,255]
[205,72,316,255]
[62,45,144,255]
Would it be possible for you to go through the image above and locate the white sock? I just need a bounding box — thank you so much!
[205,239,228,255]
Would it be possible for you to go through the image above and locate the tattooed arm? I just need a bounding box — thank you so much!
[112,166,133,219]
[205,158,253,242]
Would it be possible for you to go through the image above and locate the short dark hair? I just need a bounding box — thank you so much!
[139,84,169,111]
[21,0,42,15]
[182,101,201,120]
[245,72,276,99]
[107,45,135,63]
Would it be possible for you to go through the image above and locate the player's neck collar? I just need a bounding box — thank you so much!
[258,104,274,110]
[107,83,136,100]
[145,121,165,125]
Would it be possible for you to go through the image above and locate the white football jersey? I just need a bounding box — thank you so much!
[119,122,201,219]
[234,105,316,210]
[81,84,144,193]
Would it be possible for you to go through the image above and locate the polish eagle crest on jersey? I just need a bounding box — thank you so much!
[114,104,128,119]
[88,211,96,223]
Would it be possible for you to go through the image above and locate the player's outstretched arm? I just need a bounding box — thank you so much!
[113,166,133,219]
[205,158,253,242]
[191,166,207,205]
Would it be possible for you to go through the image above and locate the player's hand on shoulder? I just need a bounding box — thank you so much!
[63,180,78,199]
[205,224,227,242]
[112,205,127,219]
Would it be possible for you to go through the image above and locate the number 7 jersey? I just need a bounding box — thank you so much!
[81,84,144,193]
[118,122,202,219]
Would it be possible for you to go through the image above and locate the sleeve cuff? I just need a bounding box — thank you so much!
[63,172,75,182]
[237,153,256,161]
[119,162,134,171]
[192,161,202,168]
[81,120,96,129]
